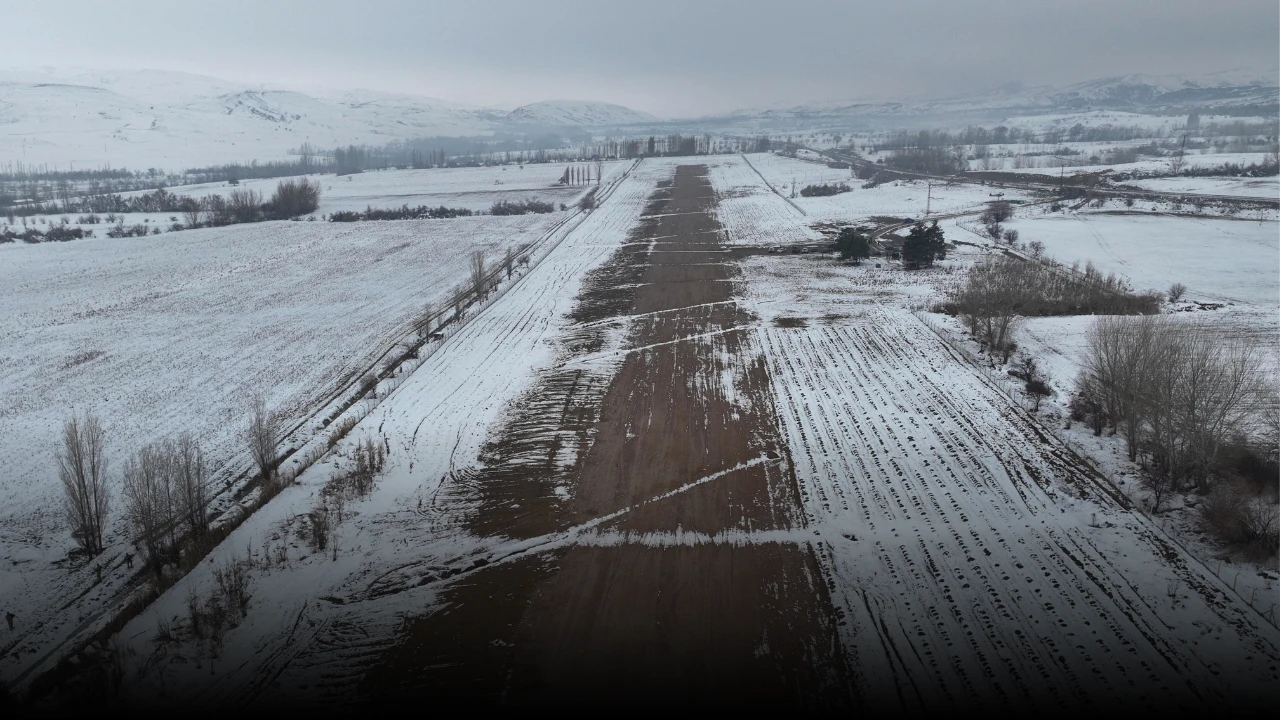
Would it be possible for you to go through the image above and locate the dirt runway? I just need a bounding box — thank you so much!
[365,166,851,705]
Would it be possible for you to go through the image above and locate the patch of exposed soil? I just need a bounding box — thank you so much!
[364,165,851,706]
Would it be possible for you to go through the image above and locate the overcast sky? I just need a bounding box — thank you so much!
[2,0,1276,116]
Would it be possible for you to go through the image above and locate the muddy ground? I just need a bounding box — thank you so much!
[364,166,852,705]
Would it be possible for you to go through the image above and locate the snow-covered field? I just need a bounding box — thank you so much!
[983,152,1274,177]
[131,161,631,215]
[1122,175,1280,199]
[707,155,820,245]
[756,303,1280,708]
[725,176,1280,706]
[7,138,1278,706]
[48,157,668,702]
[0,210,569,684]
[737,153,1036,222]
[1003,212,1279,304]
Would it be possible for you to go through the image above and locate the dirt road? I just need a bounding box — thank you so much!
[365,165,851,705]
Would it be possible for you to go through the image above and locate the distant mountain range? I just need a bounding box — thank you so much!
[717,71,1279,124]
[0,67,1274,169]
[504,99,657,126]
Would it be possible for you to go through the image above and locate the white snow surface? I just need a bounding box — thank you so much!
[745,152,1036,221]
[0,210,566,685]
[126,161,630,215]
[731,249,1280,708]
[504,99,658,126]
[1003,212,1279,305]
[0,68,658,169]
[96,158,675,702]
[711,157,1280,705]
[1122,175,1280,199]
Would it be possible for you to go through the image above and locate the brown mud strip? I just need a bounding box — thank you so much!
[364,166,852,706]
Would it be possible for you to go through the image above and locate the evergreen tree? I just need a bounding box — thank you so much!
[836,227,871,264]
[901,221,947,269]
[925,220,947,261]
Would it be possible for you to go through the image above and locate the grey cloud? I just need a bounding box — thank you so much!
[1,0,1275,116]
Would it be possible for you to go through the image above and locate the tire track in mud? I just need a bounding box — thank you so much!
[363,166,852,706]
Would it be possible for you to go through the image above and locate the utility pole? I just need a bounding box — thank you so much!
[1050,155,1066,197]
[925,181,932,216]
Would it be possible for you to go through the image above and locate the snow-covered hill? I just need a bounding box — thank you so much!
[503,99,657,127]
[0,69,655,169]
[0,68,507,168]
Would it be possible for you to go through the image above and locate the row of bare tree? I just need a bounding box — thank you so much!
[1076,316,1267,494]
[62,242,528,568]
[59,398,280,576]
[948,256,1161,363]
[121,434,208,576]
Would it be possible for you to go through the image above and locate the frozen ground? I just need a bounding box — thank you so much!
[131,161,631,215]
[2,163,627,252]
[1122,175,1279,199]
[85,158,668,703]
[1002,212,1279,304]
[722,168,1280,708]
[981,152,1274,178]
[0,210,565,685]
[11,147,1279,708]
[743,152,1037,222]
[707,155,820,245]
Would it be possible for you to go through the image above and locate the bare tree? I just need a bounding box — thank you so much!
[951,257,1021,363]
[1169,134,1187,175]
[182,198,202,228]
[504,247,515,279]
[981,200,1013,238]
[1080,316,1264,491]
[1168,283,1187,303]
[414,302,435,340]
[122,443,173,577]
[451,287,465,321]
[227,189,263,224]
[470,250,487,300]
[245,396,280,484]
[172,433,208,537]
[594,158,603,186]
[58,412,110,556]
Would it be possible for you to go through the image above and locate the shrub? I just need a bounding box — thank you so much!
[227,189,263,223]
[1202,479,1278,556]
[491,198,557,215]
[800,183,851,197]
[269,178,321,218]
[306,507,331,552]
[106,223,151,238]
[329,205,472,222]
[214,556,251,618]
